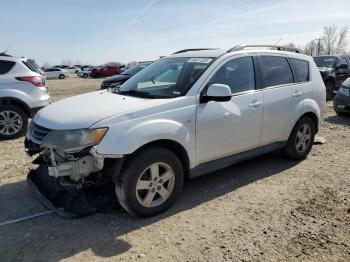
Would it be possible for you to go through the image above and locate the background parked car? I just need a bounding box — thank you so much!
[334,77,350,115]
[101,63,151,89]
[44,68,69,79]
[66,66,79,74]
[90,65,121,78]
[77,66,94,78]
[313,55,350,100]
[0,53,50,139]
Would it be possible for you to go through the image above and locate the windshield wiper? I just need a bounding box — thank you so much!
[118,90,158,98]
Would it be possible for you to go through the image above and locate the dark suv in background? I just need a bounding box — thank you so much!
[313,55,350,100]
[101,63,151,89]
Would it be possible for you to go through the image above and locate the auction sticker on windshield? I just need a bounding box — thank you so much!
[188,58,212,63]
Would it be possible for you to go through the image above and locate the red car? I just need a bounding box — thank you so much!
[90,65,122,78]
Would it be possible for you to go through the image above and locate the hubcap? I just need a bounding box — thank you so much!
[136,162,175,208]
[0,111,23,136]
[295,124,311,153]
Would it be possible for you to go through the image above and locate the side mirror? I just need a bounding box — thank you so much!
[336,64,348,70]
[200,84,232,103]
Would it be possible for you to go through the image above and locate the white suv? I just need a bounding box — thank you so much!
[25,45,326,217]
[0,53,50,139]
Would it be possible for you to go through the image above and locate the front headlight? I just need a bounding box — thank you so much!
[42,128,108,151]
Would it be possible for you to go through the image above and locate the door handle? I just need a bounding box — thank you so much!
[249,101,262,108]
[293,91,302,97]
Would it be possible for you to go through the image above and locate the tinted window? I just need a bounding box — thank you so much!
[210,56,255,94]
[290,58,309,82]
[0,60,15,74]
[23,59,41,74]
[313,56,337,68]
[260,56,293,87]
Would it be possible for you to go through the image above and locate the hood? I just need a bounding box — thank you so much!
[103,74,130,83]
[33,91,174,130]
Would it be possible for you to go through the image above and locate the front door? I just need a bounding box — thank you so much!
[196,56,263,165]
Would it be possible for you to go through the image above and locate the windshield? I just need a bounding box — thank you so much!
[314,56,337,68]
[122,65,147,75]
[118,57,213,98]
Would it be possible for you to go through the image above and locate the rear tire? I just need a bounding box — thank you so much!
[0,105,28,140]
[283,117,315,160]
[59,74,65,79]
[115,147,184,217]
[83,73,88,78]
[325,81,335,101]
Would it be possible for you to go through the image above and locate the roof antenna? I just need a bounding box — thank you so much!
[274,38,282,46]
[2,43,12,54]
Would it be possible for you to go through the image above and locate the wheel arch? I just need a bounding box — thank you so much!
[126,139,190,178]
[0,97,30,117]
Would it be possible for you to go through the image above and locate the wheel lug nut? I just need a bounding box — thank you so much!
[149,183,153,187]
[157,186,161,191]
[151,188,155,193]
[159,179,163,183]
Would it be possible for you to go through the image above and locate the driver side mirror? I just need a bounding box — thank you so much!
[200,84,232,103]
[336,64,348,70]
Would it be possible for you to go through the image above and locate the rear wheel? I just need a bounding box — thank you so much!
[59,74,65,79]
[0,105,28,139]
[83,73,88,78]
[115,147,184,217]
[325,81,335,101]
[283,117,315,160]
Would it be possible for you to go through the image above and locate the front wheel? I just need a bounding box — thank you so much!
[283,117,315,160]
[0,105,28,139]
[59,74,65,79]
[115,147,184,217]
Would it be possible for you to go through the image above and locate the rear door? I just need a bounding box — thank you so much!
[258,55,297,145]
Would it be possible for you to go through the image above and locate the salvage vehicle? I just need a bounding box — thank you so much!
[44,68,69,79]
[101,63,152,89]
[77,66,94,78]
[0,53,50,139]
[313,55,350,100]
[334,77,350,115]
[90,65,122,78]
[25,45,325,217]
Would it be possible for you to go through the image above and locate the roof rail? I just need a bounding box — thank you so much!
[227,45,303,54]
[172,48,218,54]
[0,52,12,57]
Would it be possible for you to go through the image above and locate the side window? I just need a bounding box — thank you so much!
[339,57,348,65]
[290,58,309,82]
[0,60,15,74]
[260,56,293,87]
[210,56,255,94]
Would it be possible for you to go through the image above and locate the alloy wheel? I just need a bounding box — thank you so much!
[0,110,23,136]
[135,162,175,208]
[295,123,311,153]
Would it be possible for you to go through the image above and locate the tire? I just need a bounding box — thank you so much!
[115,147,184,217]
[83,73,88,78]
[59,74,65,79]
[283,117,315,160]
[0,105,28,139]
[325,81,335,101]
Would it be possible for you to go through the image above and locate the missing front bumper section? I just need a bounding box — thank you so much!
[27,165,118,218]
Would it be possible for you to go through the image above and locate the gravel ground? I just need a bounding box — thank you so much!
[0,76,349,262]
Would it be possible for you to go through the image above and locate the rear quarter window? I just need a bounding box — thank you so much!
[0,60,15,74]
[290,58,309,82]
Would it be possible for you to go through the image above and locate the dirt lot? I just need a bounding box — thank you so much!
[0,76,349,262]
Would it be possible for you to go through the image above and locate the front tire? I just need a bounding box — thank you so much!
[115,147,184,217]
[283,117,315,160]
[83,73,88,78]
[0,105,28,139]
[59,74,65,79]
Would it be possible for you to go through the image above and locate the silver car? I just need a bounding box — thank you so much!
[0,53,50,139]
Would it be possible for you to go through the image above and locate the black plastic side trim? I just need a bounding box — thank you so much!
[189,142,286,178]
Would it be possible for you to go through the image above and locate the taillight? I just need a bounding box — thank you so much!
[16,76,45,87]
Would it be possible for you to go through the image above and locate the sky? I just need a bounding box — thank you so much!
[1,0,349,66]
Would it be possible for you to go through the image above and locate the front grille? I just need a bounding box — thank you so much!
[30,122,52,143]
